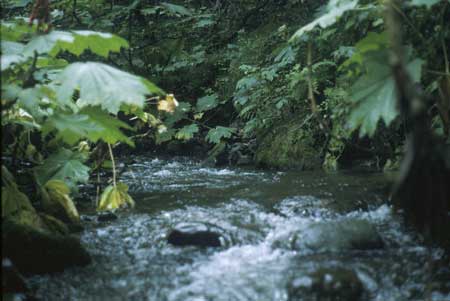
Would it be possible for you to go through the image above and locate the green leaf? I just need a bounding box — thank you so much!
[22,30,128,58]
[290,0,358,41]
[70,31,129,57]
[17,86,54,120]
[1,41,25,55]
[348,49,423,137]
[175,124,199,140]
[57,62,161,115]
[1,20,35,42]
[24,31,75,56]
[206,126,235,144]
[340,32,388,72]
[196,94,219,112]
[1,54,28,71]
[97,183,135,211]
[34,148,90,189]
[42,112,104,145]
[80,106,134,146]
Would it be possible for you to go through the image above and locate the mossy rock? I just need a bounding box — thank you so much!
[255,122,321,170]
[2,219,91,275]
[39,213,70,235]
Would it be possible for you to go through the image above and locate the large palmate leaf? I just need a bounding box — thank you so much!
[23,30,128,58]
[175,124,199,140]
[97,183,135,211]
[348,50,423,137]
[23,31,74,56]
[290,0,358,41]
[42,107,134,146]
[67,31,128,57]
[80,106,134,146]
[42,112,104,145]
[1,19,35,42]
[56,62,163,114]
[1,41,25,55]
[34,148,90,189]
[206,126,235,144]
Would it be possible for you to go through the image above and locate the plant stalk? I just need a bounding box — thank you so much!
[107,143,117,188]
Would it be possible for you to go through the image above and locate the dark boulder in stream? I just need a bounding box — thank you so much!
[288,267,364,301]
[167,222,225,247]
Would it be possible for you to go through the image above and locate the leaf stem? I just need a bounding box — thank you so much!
[107,143,117,188]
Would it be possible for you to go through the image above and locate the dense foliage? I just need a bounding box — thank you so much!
[1,0,449,213]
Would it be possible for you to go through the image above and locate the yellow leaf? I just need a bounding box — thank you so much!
[157,94,179,113]
[43,180,80,223]
[97,183,135,211]
[194,112,204,120]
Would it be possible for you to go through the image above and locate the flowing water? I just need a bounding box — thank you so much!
[29,156,450,301]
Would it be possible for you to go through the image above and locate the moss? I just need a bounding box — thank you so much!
[255,122,322,170]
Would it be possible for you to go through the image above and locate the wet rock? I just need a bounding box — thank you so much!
[2,218,91,275]
[291,219,384,252]
[97,211,118,222]
[288,267,364,301]
[167,222,225,247]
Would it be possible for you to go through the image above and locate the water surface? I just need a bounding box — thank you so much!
[30,156,449,301]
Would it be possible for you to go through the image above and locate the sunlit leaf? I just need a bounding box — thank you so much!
[1,54,28,71]
[22,30,129,58]
[43,180,80,223]
[70,31,129,57]
[24,31,74,56]
[157,94,179,113]
[290,0,358,41]
[1,19,36,42]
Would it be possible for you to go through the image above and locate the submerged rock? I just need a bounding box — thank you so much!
[291,219,384,252]
[288,267,364,301]
[167,222,225,247]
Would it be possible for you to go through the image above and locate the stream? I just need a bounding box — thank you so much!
[29,156,450,301]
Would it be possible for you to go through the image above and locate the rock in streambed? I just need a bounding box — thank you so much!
[167,222,227,248]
